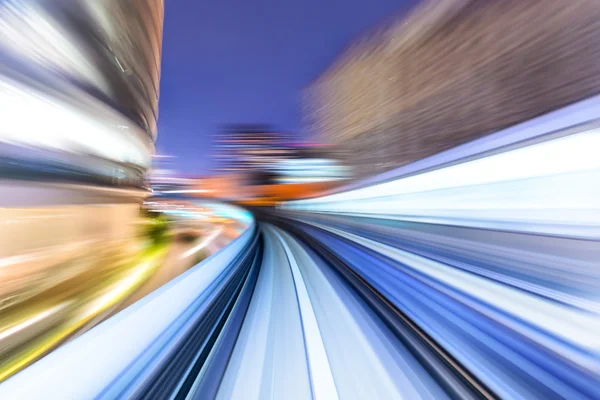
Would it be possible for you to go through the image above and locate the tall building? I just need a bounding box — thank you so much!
[305,0,600,178]
[213,124,297,176]
[0,0,163,185]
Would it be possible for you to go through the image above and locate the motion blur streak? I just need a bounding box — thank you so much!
[275,103,600,399]
[6,97,600,399]
[284,126,600,238]
[215,225,452,400]
[0,223,257,399]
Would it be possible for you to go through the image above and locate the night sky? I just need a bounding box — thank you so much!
[156,0,415,175]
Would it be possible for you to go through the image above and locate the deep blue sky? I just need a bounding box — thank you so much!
[156,0,415,175]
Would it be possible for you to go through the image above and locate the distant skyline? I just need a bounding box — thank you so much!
[155,0,416,174]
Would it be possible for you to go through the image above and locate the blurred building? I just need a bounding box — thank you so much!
[0,0,163,186]
[304,0,600,178]
[213,124,298,175]
[210,124,351,204]
[0,1,165,378]
[0,0,165,264]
